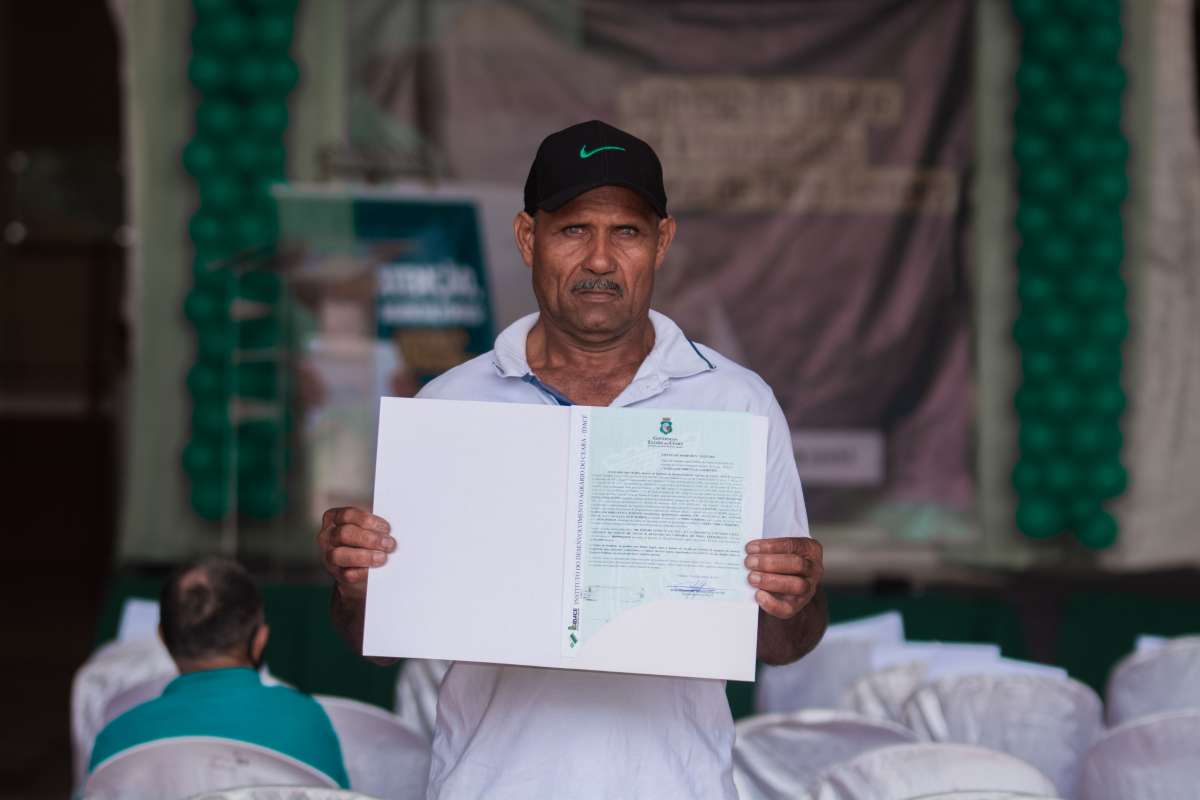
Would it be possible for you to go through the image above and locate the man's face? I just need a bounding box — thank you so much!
[514,186,676,343]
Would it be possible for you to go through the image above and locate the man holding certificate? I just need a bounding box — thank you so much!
[317,120,826,799]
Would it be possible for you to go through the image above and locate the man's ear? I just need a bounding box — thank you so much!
[251,623,270,663]
[654,216,677,272]
[513,211,536,269]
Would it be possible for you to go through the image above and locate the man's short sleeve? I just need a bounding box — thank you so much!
[761,395,810,540]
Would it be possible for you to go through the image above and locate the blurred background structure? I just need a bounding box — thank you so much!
[1,0,1198,797]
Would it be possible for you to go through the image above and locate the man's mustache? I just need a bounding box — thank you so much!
[571,278,623,295]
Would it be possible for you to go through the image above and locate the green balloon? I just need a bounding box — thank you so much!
[208,14,253,52]
[1012,315,1041,347]
[232,56,271,95]
[256,15,295,51]
[192,399,230,435]
[1065,135,1101,166]
[1096,133,1129,164]
[197,99,242,138]
[1084,96,1123,129]
[239,270,283,303]
[1022,349,1058,382]
[187,362,228,398]
[1035,98,1075,133]
[1076,509,1119,549]
[1044,459,1081,494]
[183,438,225,476]
[1089,460,1128,498]
[1044,382,1083,416]
[1023,163,1069,198]
[189,211,227,248]
[236,361,278,399]
[194,0,234,17]
[239,480,284,519]
[199,174,243,212]
[1013,132,1051,166]
[197,322,236,360]
[1084,235,1123,270]
[1095,64,1127,94]
[1068,422,1122,455]
[191,477,230,521]
[1085,23,1122,57]
[1018,273,1057,306]
[183,138,221,178]
[1014,385,1045,415]
[246,101,289,136]
[1042,308,1082,342]
[1091,308,1129,342]
[188,54,228,94]
[1096,275,1128,303]
[1093,171,1128,204]
[1017,497,1062,539]
[1015,61,1052,97]
[1013,0,1050,23]
[255,141,288,176]
[1020,419,1059,454]
[1016,204,1053,238]
[1067,345,1120,380]
[1012,459,1044,493]
[184,287,226,325]
[1063,60,1097,92]
[234,212,277,249]
[1089,383,1126,417]
[264,58,300,95]
[238,316,281,349]
[1040,237,1077,272]
[1063,200,1099,232]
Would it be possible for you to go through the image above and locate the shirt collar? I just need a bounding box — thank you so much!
[163,666,261,695]
[491,309,715,383]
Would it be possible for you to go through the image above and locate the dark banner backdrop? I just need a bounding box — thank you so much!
[348,0,974,525]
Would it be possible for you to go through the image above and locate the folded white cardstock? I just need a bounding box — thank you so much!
[363,397,767,681]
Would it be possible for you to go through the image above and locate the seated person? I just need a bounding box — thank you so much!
[88,557,349,787]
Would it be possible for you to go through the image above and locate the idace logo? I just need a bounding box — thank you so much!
[659,417,673,435]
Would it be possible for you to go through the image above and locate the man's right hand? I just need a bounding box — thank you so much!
[318,507,395,600]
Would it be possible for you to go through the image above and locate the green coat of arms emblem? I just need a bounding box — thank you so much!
[659,417,673,435]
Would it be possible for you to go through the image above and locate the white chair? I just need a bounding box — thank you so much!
[1106,636,1200,726]
[100,673,174,726]
[734,710,918,800]
[315,695,430,800]
[71,636,178,789]
[392,658,450,741]
[757,613,904,714]
[84,736,338,799]
[843,663,928,723]
[901,674,1101,799]
[905,794,1063,799]
[186,788,381,800]
[801,743,1059,800]
[1079,709,1200,800]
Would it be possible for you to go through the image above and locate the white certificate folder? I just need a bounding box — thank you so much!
[364,397,767,681]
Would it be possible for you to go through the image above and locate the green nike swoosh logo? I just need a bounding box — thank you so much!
[579,145,626,159]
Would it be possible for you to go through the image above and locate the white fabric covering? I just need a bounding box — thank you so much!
[71,637,177,790]
[184,789,378,800]
[393,659,450,741]
[800,743,1059,800]
[757,613,905,714]
[83,736,337,799]
[733,710,917,800]
[1106,636,1200,726]
[101,674,174,728]
[903,794,1063,799]
[842,663,928,724]
[315,696,430,800]
[1079,710,1200,800]
[901,674,1102,799]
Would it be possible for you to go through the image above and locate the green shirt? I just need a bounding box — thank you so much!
[88,667,350,788]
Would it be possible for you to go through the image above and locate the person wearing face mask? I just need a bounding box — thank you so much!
[87,557,349,787]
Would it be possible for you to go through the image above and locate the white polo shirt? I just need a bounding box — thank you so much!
[416,309,809,800]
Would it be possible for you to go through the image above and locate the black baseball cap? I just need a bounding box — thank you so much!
[523,120,668,218]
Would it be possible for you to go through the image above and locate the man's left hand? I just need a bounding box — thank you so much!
[745,537,824,620]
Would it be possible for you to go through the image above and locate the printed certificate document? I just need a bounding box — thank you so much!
[363,397,767,680]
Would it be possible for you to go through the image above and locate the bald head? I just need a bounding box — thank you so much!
[159,557,265,667]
